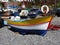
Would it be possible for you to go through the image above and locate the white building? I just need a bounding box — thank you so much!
[0,0,33,2]
[16,0,33,2]
[0,0,9,2]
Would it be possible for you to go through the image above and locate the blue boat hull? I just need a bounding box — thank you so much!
[9,26,48,36]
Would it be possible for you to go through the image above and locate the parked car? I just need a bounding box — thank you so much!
[0,8,5,16]
[29,8,43,15]
[55,8,60,17]
[47,9,56,16]
[28,8,43,18]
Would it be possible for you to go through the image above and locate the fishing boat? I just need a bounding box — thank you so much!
[7,16,53,35]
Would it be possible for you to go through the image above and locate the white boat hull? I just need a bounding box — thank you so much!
[9,22,49,30]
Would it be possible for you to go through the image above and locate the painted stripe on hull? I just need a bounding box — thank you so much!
[10,26,47,36]
[8,16,52,26]
[9,22,49,30]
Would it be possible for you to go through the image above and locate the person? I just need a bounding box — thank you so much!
[21,4,26,9]
[43,7,47,16]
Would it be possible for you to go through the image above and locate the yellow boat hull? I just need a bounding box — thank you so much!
[8,16,53,26]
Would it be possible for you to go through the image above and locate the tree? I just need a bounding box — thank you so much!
[33,0,40,5]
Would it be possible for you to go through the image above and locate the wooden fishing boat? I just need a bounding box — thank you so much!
[7,16,53,35]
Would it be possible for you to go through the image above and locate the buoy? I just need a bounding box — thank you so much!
[41,5,49,14]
